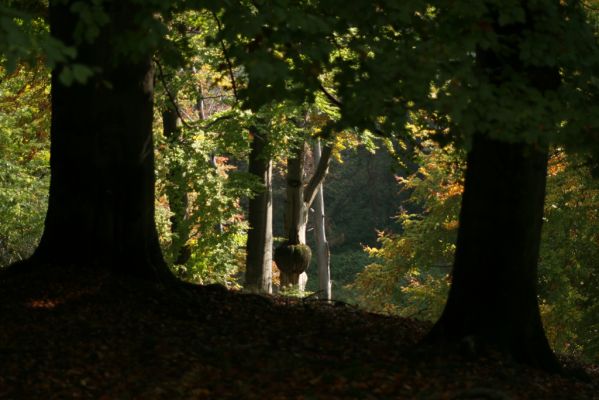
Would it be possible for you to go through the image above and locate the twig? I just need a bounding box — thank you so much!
[302,296,360,309]
[202,114,234,130]
[211,11,239,102]
[154,58,192,129]
[198,94,235,100]
[318,82,342,107]
[318,82,390,137]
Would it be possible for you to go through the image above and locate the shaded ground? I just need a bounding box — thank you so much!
[0,265,597,399]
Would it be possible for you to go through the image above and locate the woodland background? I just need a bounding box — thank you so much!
[0,3,598,390]
[1,2,599,364]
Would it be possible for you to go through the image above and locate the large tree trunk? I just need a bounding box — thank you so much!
[426,134,559,371]
[313,140,331,300]
[425,4,562,371]
[31,1,173,282]
[245,130,273,293]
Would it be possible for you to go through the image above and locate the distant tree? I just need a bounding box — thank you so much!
[312,139,331,300]
[275,139,332,289]
[152,11,258,285]
[161,98,192,267]
[245,129,273,293]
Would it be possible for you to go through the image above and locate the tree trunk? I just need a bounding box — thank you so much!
[196,81,224,235]
[162,106,191,266]
[31,1,173,282]
[425,134,559,371]
[285,146,309,245]
[279,145,310,289]
[277,140,333,290]
[245,130,273,293]
[425,5,562,371]
[313,140,331,300]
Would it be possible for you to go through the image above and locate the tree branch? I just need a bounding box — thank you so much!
[211,11,239,102]
[201,114,234,130]
[318,82,342,107]
[318,82,391,137]
[154,58,192,129]
[304,143,333,207]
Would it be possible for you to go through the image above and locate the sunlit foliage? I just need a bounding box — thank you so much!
[0,62,50,265]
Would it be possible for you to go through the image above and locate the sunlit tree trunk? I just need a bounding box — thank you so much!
[276,141,333,291]
[278,145,311,289]
[162,105,192,267]
[196,82,224,234]
[31,1,173,282]
[313,140,331,300]
[245,130,273,293]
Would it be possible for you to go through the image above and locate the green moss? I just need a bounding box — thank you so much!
[274,243,312,274]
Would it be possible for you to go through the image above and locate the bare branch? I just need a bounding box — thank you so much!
[154,58,192,129]
[318,82,342,107]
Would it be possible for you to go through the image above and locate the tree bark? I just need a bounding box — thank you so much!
[313,140,331,300]
[245,130,273,293]
[425,5,562,371]
[278,141,333,289]
[31,1,173,282]
[426,135,558,370]
[279,145,310,289]
[285,146,309,245]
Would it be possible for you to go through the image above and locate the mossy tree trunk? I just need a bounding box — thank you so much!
[277,141,333,290]
[279,145,310,288]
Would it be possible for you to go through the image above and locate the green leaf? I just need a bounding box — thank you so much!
[71,63,93,83]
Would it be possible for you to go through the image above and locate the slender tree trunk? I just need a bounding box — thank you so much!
[162,106,191,266]
[198,83,224,235]
[245,130,273,293]
[31,1,173,282]
[313,140,331,300]
[426,135,558,370]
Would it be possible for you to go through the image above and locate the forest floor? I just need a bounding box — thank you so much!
[0,265,597,400]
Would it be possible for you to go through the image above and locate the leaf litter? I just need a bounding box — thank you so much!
[0,264,597,399]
